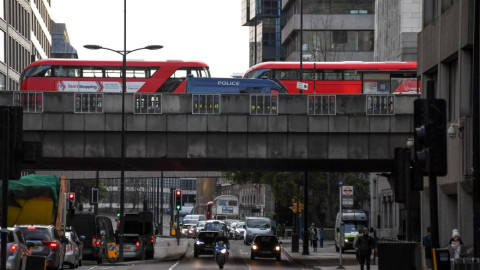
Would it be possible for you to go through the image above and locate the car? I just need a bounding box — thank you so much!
[187,225,197,238]
[17,225,66,270]
[250,235,282,261]
[244,217,272,245]
[196,221,206,232]
[205,220,228,235]
[66,213,105,264]
[118,234,146,260]
[64,226,83,268]
[234,222,245,240]
[193,231,219,258]
[0,227,30,270]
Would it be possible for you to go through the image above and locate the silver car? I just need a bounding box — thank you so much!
[63,227,83,268]
[17,225,66,270]
[118,234,145,260]
[0,227,30,270]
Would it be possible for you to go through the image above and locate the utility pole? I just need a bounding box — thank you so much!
[302,172,309,255]
[472,0,480,257]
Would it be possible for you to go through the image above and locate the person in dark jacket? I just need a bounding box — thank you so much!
[355,228,374,270]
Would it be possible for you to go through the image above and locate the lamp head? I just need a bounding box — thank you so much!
[145,45,164,50]
[84,45,103,50]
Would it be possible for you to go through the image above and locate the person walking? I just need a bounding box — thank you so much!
[355,227,374,270]
[448,229,466,259]
[423,227,432,270]
[318,227,325,248]
[309,223,318,251]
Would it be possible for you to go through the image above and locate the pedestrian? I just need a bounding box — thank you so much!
[448,229,466,259]
[423,227,432,270]
[309,223,318,251]
[355,227,374,270]
[318,227,325,248]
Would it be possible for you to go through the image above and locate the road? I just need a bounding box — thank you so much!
[73,238,301,270]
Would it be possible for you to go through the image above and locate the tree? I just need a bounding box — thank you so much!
[224,171,370,227]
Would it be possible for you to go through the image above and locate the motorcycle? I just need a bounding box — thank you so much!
[214,241,228,269]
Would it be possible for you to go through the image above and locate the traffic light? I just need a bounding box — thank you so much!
[117,212,121,218]
[174,190,182,211]
[393,148,410,203]
[0,106,23,180]
[91,188,98,204]
[414,97,447,176]
[67,192,75,202]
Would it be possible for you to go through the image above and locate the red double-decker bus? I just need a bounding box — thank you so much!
[20,59,210,93]
[243,61,418,95]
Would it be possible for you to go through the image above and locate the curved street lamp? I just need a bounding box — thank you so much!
[84,43,162,261]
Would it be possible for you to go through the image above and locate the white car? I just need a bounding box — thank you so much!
[234,222,245,240]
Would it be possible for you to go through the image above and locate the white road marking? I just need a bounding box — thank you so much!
[168,260,180,270]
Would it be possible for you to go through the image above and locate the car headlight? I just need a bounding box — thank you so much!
[275,245,281,251]
[344,239,349,243]
[252,245,257,250]
[196,241,204,245]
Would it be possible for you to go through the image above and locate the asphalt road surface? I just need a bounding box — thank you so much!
[74,238,303,270]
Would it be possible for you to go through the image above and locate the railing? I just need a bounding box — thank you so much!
[308,95,336,115]
[74,93,103,113]
[451,258,480,270]
[13,92,43,113]
[134,93,162,114]
[192,94,220,114]
[366,94,395,115]
[250,94,278,115]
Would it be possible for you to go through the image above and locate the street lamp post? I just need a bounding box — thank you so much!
[84,43,162,261]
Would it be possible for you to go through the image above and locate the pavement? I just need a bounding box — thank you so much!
[280,238,378,270]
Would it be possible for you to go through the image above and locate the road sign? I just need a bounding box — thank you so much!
[342,198,354,208]
[342,186,354,196]
[297,81,308,90]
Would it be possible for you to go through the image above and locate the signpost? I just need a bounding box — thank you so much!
[342,186,354,208]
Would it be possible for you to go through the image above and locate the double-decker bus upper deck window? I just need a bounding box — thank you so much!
[83,67,103,78]
[344,70,361,80]
[274,69,297,80]
[324,70,343,80]
[188,67,210,78]
[53,66,81,77]
[126,68,147,78]
[21,65,52,82]
[148,68,159,77]
[246,68,269,79]
[105,67,122,78]
[302,70,316,80]
[158,68,188,92]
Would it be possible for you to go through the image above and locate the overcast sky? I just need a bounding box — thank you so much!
[51,0,250,77]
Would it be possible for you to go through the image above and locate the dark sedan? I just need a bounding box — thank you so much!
[193,231,219,258]
[250,235,282,261]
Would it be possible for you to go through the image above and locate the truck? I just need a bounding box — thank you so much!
[185,77,288,94]
[334,209,368,252]
[212,195,239,220]
[118,211,156,259]
[4,174,67,236]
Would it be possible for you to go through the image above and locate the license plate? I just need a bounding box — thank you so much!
[30,246,39,250]
[261,251,271,254]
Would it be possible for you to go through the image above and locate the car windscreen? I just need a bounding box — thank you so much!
[344,223,363,233]
[255,236,278,244]
[19,227,52,241]
[197,232,218,241]
[247,219,271,229]
[123,236,140,244]
[205,223,225,231]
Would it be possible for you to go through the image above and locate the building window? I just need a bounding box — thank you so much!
[0,30,4,63]
[0,73,5,90]
[0,0,3,19]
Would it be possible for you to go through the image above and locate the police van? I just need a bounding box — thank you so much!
[334,210,368,252]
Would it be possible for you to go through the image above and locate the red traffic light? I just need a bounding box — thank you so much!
[175,190,181,196]
[67,192,75,202]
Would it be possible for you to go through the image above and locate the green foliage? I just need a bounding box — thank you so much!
[223,171,370,227]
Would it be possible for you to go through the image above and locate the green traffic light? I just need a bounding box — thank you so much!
[117,212,121,217]
[176,205,181,210]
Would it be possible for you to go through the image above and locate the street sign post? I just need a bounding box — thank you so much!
[342,186,354,208]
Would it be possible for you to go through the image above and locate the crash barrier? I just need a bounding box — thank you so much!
[451,258,480,270]
[26,255,46,270]
[377,240,422,270]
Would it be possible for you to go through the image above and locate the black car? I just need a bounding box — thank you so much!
[66,213,105,264]
[193,231,219,258]
[250,235,282,261]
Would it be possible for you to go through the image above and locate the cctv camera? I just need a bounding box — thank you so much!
[447,125,456,139]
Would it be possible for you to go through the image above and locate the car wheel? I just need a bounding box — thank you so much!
[276,255,281,261]
[194,250,198,258]
[251,253,255,260]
